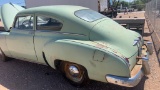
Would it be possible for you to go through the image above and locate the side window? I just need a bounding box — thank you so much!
[36,16,63,31]
[14,15,33,30]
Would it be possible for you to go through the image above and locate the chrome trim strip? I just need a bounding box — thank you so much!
[58,32,86,36]
[36,30,86,36]
[106,69,144,87]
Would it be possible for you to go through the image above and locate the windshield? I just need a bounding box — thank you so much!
[75,9,106,22]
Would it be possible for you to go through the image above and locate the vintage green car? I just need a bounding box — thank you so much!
[0,3,152,87]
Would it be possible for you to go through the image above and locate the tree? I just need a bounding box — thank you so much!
[112,0,145,11]
[112,0,120,8]
[133,0,145,11]
[112,0,128,8]
[140,0,148,3]
[120,1,129,7]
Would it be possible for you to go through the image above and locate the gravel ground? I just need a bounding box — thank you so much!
[0,12,160,90]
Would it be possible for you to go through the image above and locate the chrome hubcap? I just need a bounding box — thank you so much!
[69,65,79,77]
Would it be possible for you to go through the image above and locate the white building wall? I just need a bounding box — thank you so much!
[25,0,98,11]
[100,0,108,12]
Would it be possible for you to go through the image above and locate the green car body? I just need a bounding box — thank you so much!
[0,3,151,87]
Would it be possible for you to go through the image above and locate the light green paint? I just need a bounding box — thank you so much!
[0,3,143,83]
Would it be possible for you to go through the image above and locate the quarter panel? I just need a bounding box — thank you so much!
[43,39,130,83]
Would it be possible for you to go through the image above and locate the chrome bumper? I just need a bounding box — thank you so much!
[106,69,144,87]
[146,42,153,55]
[106,45,150,87]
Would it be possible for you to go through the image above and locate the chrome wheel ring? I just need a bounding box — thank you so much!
[64,62,84,83]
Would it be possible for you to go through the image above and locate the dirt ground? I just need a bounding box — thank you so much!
[117,11,145,18]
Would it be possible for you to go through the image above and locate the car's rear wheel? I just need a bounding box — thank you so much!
[60,61,89,87]
[0,49,8,62]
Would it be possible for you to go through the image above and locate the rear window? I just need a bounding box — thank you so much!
[75,9,106,22]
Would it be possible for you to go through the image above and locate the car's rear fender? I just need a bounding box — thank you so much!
[42,39,95,69]
[42,39,130,82]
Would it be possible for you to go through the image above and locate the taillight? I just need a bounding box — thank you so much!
[125,58,129,63]
[125,58,130,66]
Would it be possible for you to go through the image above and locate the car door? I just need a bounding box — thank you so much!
[34,15,63,64]
[6,15,38,61]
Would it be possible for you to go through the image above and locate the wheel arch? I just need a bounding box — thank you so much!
[42,51,90,80]
[42,39,95,69]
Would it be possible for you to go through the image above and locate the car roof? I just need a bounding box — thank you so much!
[17,5,88,19]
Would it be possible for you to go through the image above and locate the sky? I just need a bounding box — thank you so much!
[0,0,25,6]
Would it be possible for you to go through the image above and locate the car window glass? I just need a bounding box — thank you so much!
[36,16,63,31]
[75,9,106,22]
[14,15,33,30]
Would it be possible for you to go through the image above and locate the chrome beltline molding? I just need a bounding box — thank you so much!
[36,30,86,36]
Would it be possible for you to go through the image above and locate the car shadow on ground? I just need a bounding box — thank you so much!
[0,59,148,90]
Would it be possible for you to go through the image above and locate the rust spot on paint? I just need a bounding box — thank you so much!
[96,43,105,48]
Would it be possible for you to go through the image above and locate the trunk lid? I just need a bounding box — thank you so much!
[1,3,24,31]
[90,18,142,70]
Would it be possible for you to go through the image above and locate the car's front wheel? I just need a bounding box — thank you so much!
[60,61,89,87]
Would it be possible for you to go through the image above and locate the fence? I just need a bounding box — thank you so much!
[145,0,160,61]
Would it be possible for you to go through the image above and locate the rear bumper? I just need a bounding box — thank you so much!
[106,69,144,87]
[106,44,151,87]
